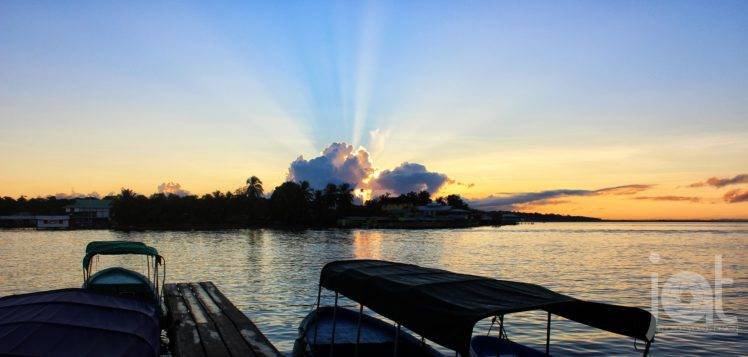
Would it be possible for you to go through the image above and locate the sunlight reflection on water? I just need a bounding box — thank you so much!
[1,222,746,355]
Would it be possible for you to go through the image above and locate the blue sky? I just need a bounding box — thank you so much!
[1,1,747,218]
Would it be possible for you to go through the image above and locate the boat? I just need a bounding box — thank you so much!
[82,240,165,305]
[0,241,165,356]
[293,305,441,356]
[295,260,656,356]
[0,288,161,356]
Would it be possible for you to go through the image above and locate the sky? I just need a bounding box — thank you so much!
[1,1,747,219]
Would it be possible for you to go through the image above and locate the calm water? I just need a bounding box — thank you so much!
[1,223,746,355]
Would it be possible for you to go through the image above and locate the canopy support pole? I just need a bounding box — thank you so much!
[329,292,339,357]
[313,284,322,345]
[642,340,651,357]
[393,323,400,356]
[354,304,363,357]
[499,315,505,339]
[546,312,551,355]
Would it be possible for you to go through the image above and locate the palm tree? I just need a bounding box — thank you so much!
[323,183,338,209]
[246,176,264,199]
[300,181,314,202]
[337,183,354,211]
[119,188,137,200]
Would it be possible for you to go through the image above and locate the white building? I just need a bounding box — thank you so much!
[36,215,70,229]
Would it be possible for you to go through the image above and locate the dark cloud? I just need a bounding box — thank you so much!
[287,142,374,189]
[370,162,450,195]
[633,196,702,203]
[157,182,191,197]
[723,189,748,203]
[516,199,571,207]
[595,184,653,195]
[689,174,748,188]
[467,184,653,211]
[467,189,594,211]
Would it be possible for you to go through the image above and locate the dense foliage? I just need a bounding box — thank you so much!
[1,175,599,229]
[0,196,75,216]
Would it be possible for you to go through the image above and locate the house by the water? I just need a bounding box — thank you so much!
[0,198,112,230]
[35,215,70,229]
[65,198,112,228]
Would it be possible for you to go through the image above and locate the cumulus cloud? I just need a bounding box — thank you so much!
[689,174,748,188]
[54,190,100,199]
[286,143,451,195]
[633,196,702,203]
[287,142,374,189]
[723,189,748,203]
[370,162,450,194]
[467,184,653,211]
[157,182,191,197]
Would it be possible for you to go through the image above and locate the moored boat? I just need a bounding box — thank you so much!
[293,305,441,357]
[296,260,656,356]
[0,288,161,356]
[0,241,166,356]
[82,240,165,305]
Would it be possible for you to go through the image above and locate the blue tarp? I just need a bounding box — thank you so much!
[0,288,160,356]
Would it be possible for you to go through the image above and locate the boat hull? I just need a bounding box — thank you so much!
[293,306,442,357]
[470,335,546,357]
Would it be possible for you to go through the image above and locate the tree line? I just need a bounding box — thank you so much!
[107,176,472,229]
[0,176,602,229]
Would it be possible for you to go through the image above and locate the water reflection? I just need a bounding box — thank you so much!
[353,230,382,259]
[0,223,746,355]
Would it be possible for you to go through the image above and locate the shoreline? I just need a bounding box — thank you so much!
[2,220,747,232]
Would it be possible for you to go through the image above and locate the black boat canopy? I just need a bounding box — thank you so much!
[320,260,655,355]
[82,241,162,269]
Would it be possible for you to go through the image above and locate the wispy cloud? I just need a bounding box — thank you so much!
[595,184,653,195]
[516,199,571,207]
[633,195,702,203]
[467,184,652,211]
[723,189,748,203]
[688,174,748,188]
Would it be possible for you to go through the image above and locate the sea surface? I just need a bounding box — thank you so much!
[1,222,746,356]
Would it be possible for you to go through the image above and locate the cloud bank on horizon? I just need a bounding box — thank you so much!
[287,142,450,196]
[465,184,653,211]
[54,190,102,199]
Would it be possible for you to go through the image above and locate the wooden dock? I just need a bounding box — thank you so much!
[163,282,282,357]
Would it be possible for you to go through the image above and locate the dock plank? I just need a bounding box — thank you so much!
[189,282,256,356]
[164,284,205,357]
[200,282,283,357]
[164,282,282,357]
[177,283,231,357]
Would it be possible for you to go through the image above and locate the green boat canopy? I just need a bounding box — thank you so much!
[82,241,161,269]
[320,260,656,356]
